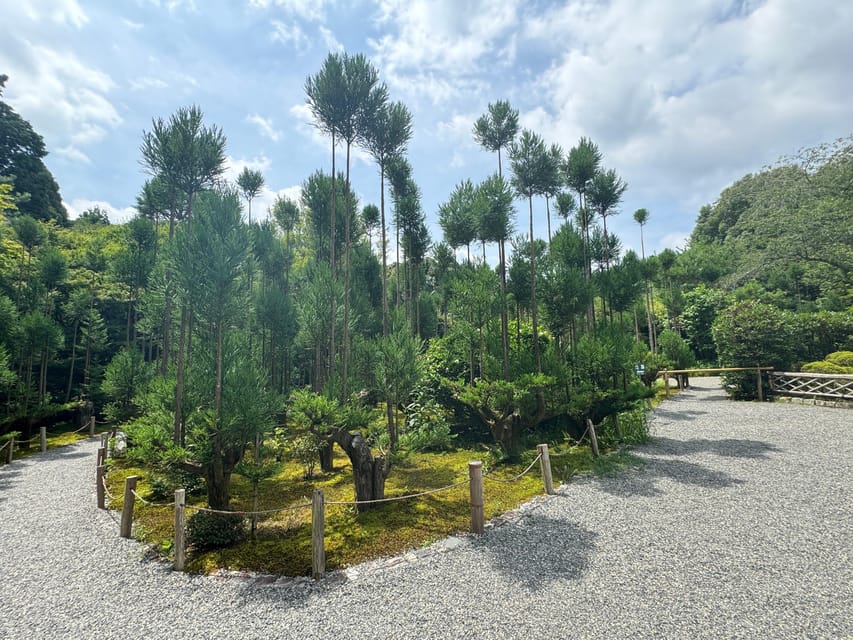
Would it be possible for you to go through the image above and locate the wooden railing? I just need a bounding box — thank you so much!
[659,367,773,400]
[769,372,853,401]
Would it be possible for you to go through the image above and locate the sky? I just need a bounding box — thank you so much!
[2,0,852,260]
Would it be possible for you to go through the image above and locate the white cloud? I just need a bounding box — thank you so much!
[318,26,343,52]
[64,198,136,223]
[516,0,853,234]
[122,18,144,30]
[246,114,283,142]
[370,0,521,102]
[129,76,169,91]
[0,41,122,153]
[658,232,690,253]
[54,145,91,165]
[22,0,89,29]
[248,0,328,22]
[270,20,307,47]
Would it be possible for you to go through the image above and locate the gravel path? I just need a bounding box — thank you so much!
[1,378,850,639]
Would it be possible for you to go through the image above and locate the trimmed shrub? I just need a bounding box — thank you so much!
[800,361,851,374]
[827,351,853,368]
[186,509,247,550]
[712,301,795,400]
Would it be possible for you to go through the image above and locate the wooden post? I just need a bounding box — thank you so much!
[311,489,325,579]
[174,489,186,571]
[40,426,47,453]
[6,439,13,464]
[537,444,555,495]
[756,367,764,402]
[586,418,600,458]
[96,465,106,509]
[100,433,108,452]
[96,446,105,467]
[89,416,96,437]
[120,475,138,538]
[663,371,670,397]
[469,461,484,534]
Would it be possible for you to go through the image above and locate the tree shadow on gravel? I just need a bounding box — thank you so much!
[652,407,709,422]
[476,512,597,592]
[595,457,746,498]
[649,437,781,459]
[0,467,23,503]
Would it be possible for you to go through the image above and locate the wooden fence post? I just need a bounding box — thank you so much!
[40,426,47,453]
[469,461,484,534]
[96,465,106,509]
[663,371,670,398]
[756,367,764,402]
[97,446,105,467]
[537,444,555,495]
[120,475,138,538]
[7,439,13,464]
[89,417,96,437]
[586,418,601,458]
[174,489,186,571]
[311,489,325,579]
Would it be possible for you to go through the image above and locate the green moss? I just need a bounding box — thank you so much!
[116,439,642,577]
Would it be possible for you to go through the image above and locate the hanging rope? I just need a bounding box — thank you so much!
[325,479,471,506]
[483,454,542,484]
[185,502,313,517]
[130,489,176,508]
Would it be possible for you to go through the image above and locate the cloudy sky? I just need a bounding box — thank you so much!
[2,0,851,257]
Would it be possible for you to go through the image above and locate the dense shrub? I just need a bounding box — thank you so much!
[402,398,455,452]
[827,351,853,367]
[800,360,852,374]
[186,510,247,550]
[712,301,795,399]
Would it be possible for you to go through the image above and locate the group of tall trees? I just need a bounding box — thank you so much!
[2,56,851,513]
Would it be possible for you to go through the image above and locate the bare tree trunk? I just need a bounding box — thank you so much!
[342,143,352,400]
[173,304,188,445]
[528,196,541,374]
[65,322,79,402]
[380,166,389,337]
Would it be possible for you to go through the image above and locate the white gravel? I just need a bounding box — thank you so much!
[0,377,850,639]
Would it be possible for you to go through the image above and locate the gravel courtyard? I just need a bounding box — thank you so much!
[1,378,850,639]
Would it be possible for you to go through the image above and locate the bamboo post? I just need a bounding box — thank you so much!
[89,416,96,437]
[537,444,555,495]
[174,489,186,571]
[7,439,13,464]
[586,418,601,458]
[40,426,47,453]
[756,367,764,402]
[120,475,138,538]
[96,465,106,509]
[663,371,670,397]
[469,461,484,534]
[311,489,325,579]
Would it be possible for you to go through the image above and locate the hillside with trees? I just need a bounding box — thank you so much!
[1,54,851,560]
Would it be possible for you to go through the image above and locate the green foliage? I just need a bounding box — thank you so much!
[712,301,793,399]
[827,351,853,367]
[657,330,696,370]
[101,348,151,423]
[286,432,322,478]
[800,360,852,374]
[680,284,729,362]
[186,510,247,550]
[402,396,455,452]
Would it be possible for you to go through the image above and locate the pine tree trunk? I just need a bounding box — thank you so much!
[528,196,541,374]
[342,143,352,400]
[65,322,79,402]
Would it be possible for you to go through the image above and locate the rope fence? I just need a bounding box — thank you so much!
[96,441,558,579]
[483,453,542,484]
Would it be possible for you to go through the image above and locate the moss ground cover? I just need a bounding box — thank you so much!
[104,440,637,576]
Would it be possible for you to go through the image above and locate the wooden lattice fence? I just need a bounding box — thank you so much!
[769,372,853,401]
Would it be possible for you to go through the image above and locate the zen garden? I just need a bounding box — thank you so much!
[1,54,852,579]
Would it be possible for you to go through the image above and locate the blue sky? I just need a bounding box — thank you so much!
[2,0,852,260]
